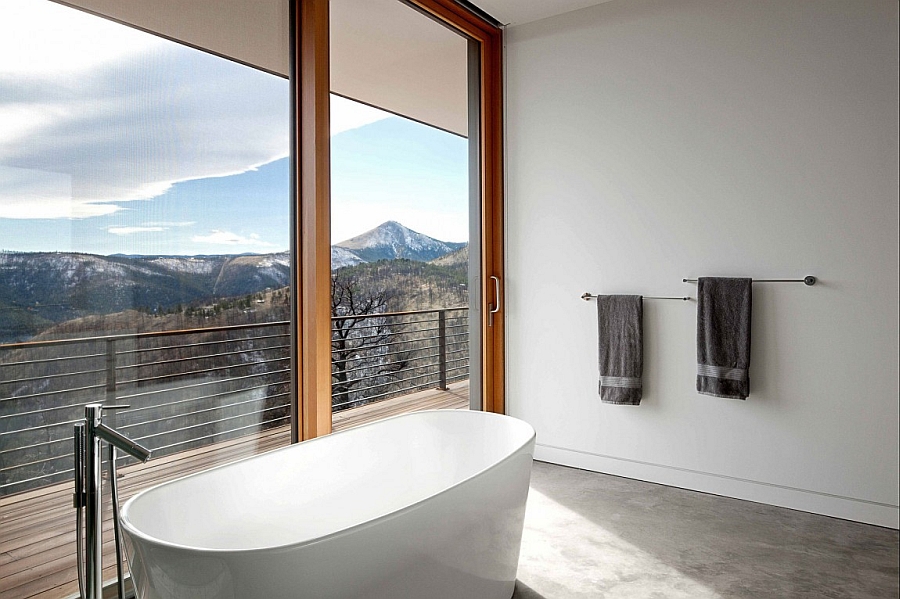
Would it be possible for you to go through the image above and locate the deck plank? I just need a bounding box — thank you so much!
[0,383,467,599]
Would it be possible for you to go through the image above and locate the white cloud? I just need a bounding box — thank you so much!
[0,164,125,219]
[144,221,195,227]
[0,1,289,220]
[0,104,56,148]
[108,226,166,236]
[192,230,276,248]
[331,95,391,136]
[0,1,162,75]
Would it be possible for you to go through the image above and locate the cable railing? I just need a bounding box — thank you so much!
[0,322,292,497]
[331,307,469,410]
[0,308,469,496]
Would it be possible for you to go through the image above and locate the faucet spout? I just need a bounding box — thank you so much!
[95,422,151,462]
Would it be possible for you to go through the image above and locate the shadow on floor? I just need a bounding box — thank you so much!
[512,580,548,599]
[517,461,899,599]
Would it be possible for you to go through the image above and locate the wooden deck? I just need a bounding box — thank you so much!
[0,381,469,599]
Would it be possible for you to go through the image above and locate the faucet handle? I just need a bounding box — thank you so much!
[100,404,130,410]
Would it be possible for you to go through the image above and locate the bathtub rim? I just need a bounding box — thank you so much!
[119,409,536,555]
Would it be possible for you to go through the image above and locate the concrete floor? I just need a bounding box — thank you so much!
[513,461,899,599]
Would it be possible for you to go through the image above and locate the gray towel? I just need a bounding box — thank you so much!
[597,295,643,405]
[696,277,752,399]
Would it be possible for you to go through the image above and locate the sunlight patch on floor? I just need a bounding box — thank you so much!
[517,488,724,599]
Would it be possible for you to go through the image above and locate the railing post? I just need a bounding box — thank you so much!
[437,310,447,390]
[105,339,117,404]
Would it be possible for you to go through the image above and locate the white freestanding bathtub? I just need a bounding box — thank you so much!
[120,410,536,599]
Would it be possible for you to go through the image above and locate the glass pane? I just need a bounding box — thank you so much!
[0,2,291,597]
[330,90,472,431]
[328,0,475,431]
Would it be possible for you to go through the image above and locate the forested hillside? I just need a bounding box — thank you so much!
[334,258,468,313]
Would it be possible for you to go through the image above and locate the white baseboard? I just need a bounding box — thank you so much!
[534,443,899,530]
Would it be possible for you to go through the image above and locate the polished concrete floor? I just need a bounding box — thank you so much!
[513,461,899,599]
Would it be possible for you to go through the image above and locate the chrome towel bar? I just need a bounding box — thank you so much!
[682,276,817,286]
[581,293,690,301]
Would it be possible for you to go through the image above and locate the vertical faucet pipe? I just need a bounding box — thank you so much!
[108,444,126,599]
[73,424,86,599]
[84,404,104,599]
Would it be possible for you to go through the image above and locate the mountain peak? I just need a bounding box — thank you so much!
[339,220,411,242]
[334,221,465,265]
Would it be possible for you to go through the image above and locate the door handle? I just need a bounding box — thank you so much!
[488,275,500,327]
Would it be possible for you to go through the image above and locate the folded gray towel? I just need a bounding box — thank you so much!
[696,277,752,399]
[597,295,643,405]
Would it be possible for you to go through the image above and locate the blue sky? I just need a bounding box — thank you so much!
[332,117,468,244]
[0,0,467,256]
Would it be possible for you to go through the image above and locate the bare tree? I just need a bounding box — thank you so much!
[330,269,407,410]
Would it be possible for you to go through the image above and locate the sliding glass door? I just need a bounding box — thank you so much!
[328,0,476,430]
[292,0,504,435]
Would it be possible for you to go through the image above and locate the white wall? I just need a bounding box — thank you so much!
[505,0,899,528]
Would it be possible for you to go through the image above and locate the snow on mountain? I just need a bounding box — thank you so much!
[144,256,222,275]
[260,252,291,268]
[334,221,466,264]
[332,246,367,269]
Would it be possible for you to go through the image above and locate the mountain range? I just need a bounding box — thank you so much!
[0,221,464,343]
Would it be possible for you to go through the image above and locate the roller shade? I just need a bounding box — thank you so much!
[54,0,468,136]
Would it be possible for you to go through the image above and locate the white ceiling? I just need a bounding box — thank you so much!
[470,0,614,26]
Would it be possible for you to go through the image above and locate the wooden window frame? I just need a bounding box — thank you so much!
[290,0,504,441]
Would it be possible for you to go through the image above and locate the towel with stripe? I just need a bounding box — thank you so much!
[596,295,643,405]
[696,277,752,399]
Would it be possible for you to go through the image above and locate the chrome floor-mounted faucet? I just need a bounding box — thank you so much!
[74,404,151,599]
